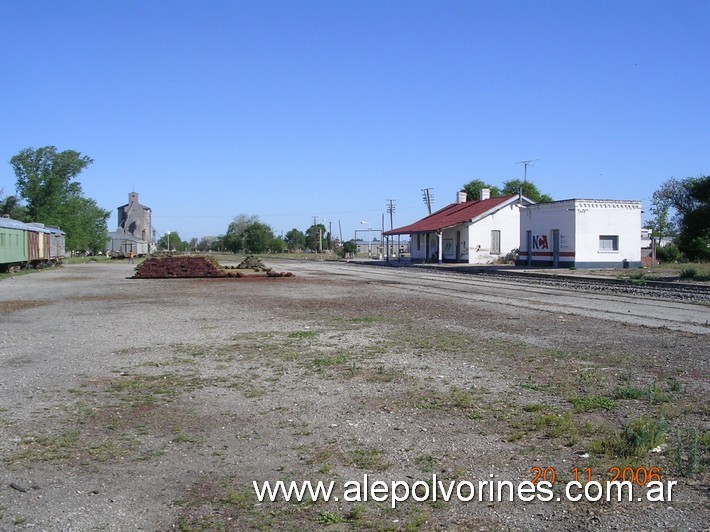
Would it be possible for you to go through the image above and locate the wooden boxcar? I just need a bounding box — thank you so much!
[27,223,54,265]
[46,226,66,260]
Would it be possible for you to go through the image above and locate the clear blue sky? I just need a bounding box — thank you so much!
[1,0,708,242]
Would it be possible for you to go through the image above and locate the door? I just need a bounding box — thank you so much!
[552,229,560,268]
[526,230,532,266]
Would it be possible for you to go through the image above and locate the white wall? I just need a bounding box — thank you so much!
[405,202,524,264]
[466,203,522,264]
[574,200,641,266]
[410,233,433,261]
[518,201,576,266]
[519,200,641,268]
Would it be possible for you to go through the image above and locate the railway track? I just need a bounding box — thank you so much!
[283,260,710,335]
[338,261,710,303]
[424,266,710,303]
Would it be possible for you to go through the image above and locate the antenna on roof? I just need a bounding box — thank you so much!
[421,188,434,215]
[515,159,539,182]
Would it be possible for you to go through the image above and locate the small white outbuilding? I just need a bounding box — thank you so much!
[517,199,642,268]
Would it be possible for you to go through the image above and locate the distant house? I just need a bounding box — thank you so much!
[384,190,535,264]
[517,199,642,268]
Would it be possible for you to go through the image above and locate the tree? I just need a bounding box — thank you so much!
[61,196,110,253]
[501,179,553,203]
[0,190,28,221]
[270,235,286,253]
[222,215,282,253]
[284,228,306,251]
[157,231,184,251]
[340,240,357,257]
[460,180,501,201]
[197,236,219,252]
[651,175,710,261]
[9,146,109,251]
[675,176,710,261]
[647,185,675,259]
[223,214,259,253]
[10,146,93,221]
[243,221,276,253]
[305,224,327,252]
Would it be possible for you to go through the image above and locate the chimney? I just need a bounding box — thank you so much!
[456,191,467,204]
[480,188,491,201]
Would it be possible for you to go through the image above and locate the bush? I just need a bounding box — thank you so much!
[339,241,358,258]
[501,248,519,264]
[594,416,666,458]
[680,268,697,279]
[679,237,710,262]
[655,244,682,263]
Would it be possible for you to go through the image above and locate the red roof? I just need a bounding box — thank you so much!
[384,195,520,235]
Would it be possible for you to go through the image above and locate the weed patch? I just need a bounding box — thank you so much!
[570,395,617,412]
[590,416,665,458]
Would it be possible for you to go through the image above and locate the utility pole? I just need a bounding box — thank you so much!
[386,199,397,261]
[516,159,539,182]
[386,200,395,228]
[311,216,319,256]
[421,188,434,215]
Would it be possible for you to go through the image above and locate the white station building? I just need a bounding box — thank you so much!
[517,199,642,268]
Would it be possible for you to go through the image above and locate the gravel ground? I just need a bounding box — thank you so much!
[0,260,708,531]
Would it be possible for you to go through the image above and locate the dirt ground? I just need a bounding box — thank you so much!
[0,260,708,531]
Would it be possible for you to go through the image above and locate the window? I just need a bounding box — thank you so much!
[491,230,501,254]
[417,234,421,251]
[599,235,619,251]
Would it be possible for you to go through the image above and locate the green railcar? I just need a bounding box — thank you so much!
[0,217,29,270]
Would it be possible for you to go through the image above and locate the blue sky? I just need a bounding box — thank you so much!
[1,0,708,242]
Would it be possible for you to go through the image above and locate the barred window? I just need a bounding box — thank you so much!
[599,235,619,251]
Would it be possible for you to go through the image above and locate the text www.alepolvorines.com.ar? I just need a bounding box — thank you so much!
[253,474,676,509]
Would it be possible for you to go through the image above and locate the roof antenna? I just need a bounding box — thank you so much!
[515,159,539,182]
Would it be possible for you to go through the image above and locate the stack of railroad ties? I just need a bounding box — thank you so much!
[132,255,294,279]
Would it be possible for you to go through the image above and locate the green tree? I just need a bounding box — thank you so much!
[284,228,306,251]
[61,196,110,253]
[651,175,710,261]
[10,146,93,221]
[243,221,276,253]
[340,240,357,257]
[305,224,327,252]
[270,235,286,253]
[501,179,553,203]
[157,231,184,251]
[675,176,710,261]
[647,185,676,256]
[197,236,219,252]
[0,191,28,221]
[223,214,259,253]
[460,180,501,201]
[9,146,109,251]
